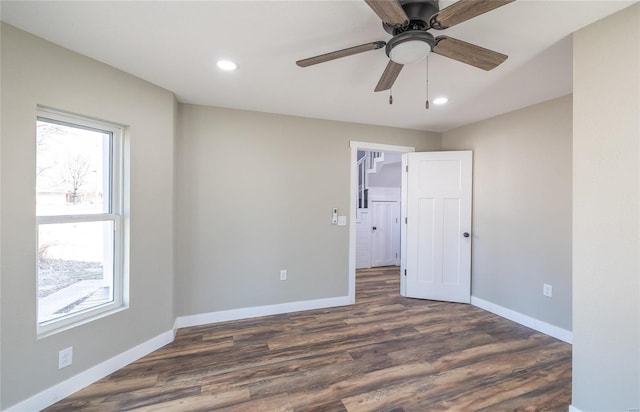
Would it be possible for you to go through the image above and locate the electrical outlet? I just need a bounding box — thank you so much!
[280,269,287,281]
[58,347,73,369]
[543,283,553,298]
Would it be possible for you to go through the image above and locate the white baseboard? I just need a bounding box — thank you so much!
[5,330,175,412]
[471,296,573,344]
[175,296,351,329]
[569,405,584,412]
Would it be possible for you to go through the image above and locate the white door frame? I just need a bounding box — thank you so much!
[348,141,415,304]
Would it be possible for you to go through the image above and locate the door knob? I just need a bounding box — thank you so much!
[372,226,377,231]
[463,232,470,238]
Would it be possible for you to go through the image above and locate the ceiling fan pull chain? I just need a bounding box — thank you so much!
[389,88,393,105]
[425,56,430,110]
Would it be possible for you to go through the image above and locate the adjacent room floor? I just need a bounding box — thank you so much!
[45,267,572,411]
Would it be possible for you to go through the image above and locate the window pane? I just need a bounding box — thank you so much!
[38,221,115,324]
[36,120,111,216]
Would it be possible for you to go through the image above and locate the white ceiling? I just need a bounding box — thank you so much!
[1,0,636,132]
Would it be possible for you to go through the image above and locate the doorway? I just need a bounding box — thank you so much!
[348,141,415,304]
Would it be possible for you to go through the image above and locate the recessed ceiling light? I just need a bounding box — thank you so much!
[433,97,449,105]
[217,60,238,71]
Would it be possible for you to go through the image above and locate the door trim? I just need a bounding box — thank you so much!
[348,141,415,304]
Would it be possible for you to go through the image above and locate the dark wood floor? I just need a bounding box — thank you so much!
[45,267,572,411]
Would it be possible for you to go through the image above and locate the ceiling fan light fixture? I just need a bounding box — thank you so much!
[386,31,435,65]
[390,40,431,64]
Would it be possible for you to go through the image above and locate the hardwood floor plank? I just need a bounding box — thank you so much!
[140,337,235,362]
[281,362,437,411]
[62,374,159,400]
[125,388,251,412]
[215,393,293,412]
[200,351,354,393]
[44,266,572,411]
[100,385,202,411]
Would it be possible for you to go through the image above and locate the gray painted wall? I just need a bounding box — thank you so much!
[573,4,640,410]
[443,95,573,331]
[175,103,441,316]
[367,162,402,188]
[0,24,176,408]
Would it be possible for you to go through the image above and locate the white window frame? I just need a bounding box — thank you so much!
[36,108,126,337]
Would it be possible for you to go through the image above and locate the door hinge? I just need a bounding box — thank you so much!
[405,165,408,172]
[395,253,398,258]
[404,269,407,276]
[405,217,407,224]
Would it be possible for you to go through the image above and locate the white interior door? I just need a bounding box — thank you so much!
[371,201,400,267]
[402,151,472,303]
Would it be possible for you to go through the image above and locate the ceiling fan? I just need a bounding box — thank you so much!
[296,0,515,93]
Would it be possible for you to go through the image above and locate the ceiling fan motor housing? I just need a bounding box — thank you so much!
[386,31,435,64]
[382,0,440,34]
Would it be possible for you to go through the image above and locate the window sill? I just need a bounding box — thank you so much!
[37,302,128,339]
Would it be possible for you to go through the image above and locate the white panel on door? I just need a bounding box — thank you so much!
[442,198,462,285]
[417,198,436,284]
[419,160,461,193]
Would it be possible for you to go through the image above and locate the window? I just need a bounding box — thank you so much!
[36,108,125,335]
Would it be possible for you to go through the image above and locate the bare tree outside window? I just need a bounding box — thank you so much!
[63,154,91,204]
